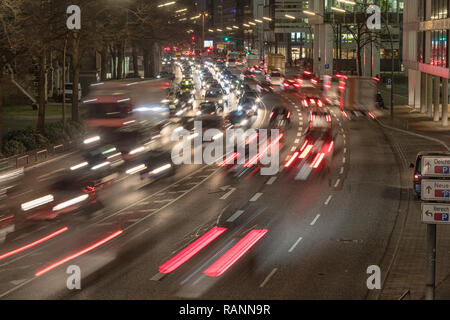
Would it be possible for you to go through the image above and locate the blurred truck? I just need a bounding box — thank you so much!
[338,76,377,112]
[264,54,286,75]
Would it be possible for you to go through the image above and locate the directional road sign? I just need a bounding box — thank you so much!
[421,179,450,201]
[421,156,450,177]
[421,203,450,224]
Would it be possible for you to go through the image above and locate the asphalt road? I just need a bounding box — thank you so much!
[0,65,426,299]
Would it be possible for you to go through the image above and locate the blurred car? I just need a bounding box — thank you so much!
[198,101,223,117]
[281,79,300,91]
[156,71,175,80]
[301,96,325,109]
[0,190,14,243]
[250,65,263,74]
[269,106,291,129]
[294,71,318,88]
[223,110,252,130]
[266,70,284,86]
[256,81,274,94]
[241,70,254,81]
[0,162,24,194]
[238,97,259,116]
[308,109,332,129]
[204,88,227,109]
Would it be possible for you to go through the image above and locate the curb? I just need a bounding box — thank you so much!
[375,117,450,151]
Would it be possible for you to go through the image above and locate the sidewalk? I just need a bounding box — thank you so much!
[372,105,450,300]
[380,105,450,147]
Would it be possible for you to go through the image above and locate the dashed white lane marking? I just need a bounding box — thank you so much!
[227,210,245,222]
[266,177,277,185]
[297,132,302,137]
[288,237,303,253]
[285,155,290,161]
[344,147,347,153]
[220,188,236,200]
[310,214,321,226]
[294,139,300,144]
[343,134,346,138]
[324,195,333,205]
[249,192,263,202]
[340,167,344,175]
[334,179,341,188]
[259,268,278,288]
[343,157,346,163]
[150,273,165,281]
[291,147,296,152]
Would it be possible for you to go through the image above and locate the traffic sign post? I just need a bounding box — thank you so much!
[419,155,450,300]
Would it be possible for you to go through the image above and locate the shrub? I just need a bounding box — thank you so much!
[2,140,26,157]
[7,128,49,150]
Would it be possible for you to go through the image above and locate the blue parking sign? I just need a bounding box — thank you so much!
[442,213,449,221]
[443,166,450,174]
[386,78,392,85]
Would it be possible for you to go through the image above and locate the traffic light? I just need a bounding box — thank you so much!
[224,36,230,42]
[191,36,196,41]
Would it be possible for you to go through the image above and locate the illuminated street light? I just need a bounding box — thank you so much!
[262,17,272,21]
[232,25,239,29]
[285,14,296,19]
[226,27,232,30]
[208,29,214,32]
[217,28,223,32]
[176,8,187,13]
[248,21,256,25]
[157,1,176,8]
[243,23,250,27]
[254,19,263,23]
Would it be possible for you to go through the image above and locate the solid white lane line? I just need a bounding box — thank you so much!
[334,179,341,188]
[266,177,277,185]
[310,214,320,226]
[259,268,278,288]
[220,188,236,200]
[288,237,303,253]
[227,210,245,222]
[324,195,333,205]
[250,192,263,202]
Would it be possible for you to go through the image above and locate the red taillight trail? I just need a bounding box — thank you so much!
[285,152,300,168]
[310,153,325,168]
[299,145,313,159]
[204,229,268,277]
[35,230,123,277]
[159,227,227,274]
[0,227,68,261]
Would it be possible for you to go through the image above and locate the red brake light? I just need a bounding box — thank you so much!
[414,174,419,183]
[270,112,274,119]
[310,153,325,169]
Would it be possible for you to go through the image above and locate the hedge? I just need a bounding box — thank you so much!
[1,121,85,157]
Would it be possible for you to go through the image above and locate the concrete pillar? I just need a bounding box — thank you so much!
[408,69,415,107]
[421,72,427,113]
[443,78,449,126]
[313,25,320,76]
[323,24,333,78]
[427,74,433,117]
[433,76,441,122]
[415,70,421,110]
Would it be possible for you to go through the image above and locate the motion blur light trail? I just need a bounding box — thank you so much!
[0,227,68,261]
[159,226,227,274]
[204,229,268,277]
[35,230,123,277]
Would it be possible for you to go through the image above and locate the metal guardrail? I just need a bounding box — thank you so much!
[2,141,75,169]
